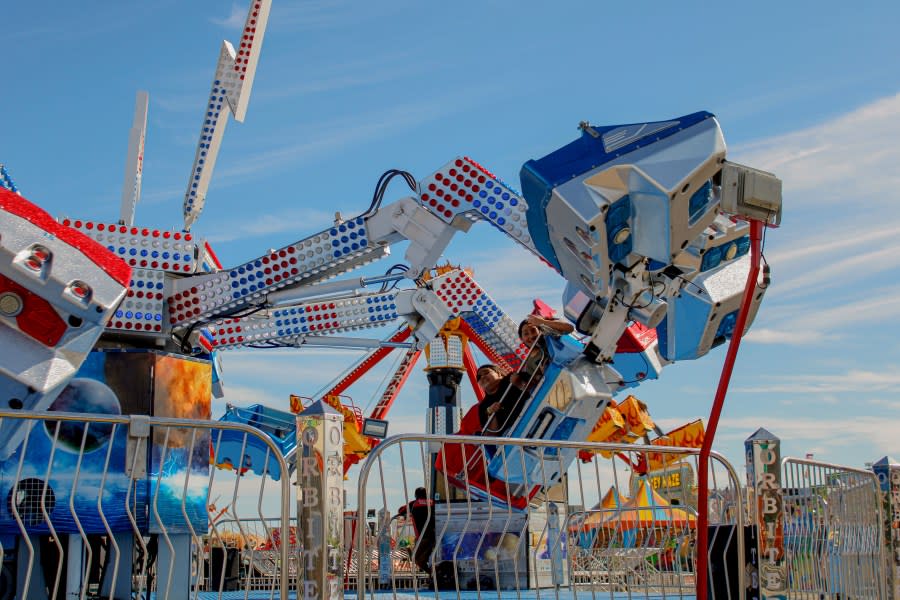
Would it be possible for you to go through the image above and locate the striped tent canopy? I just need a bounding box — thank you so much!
[573,487,630,531]
[601,478,696,528]
[599,486,629,509]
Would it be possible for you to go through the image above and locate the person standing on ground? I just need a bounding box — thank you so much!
[398,487,436,573]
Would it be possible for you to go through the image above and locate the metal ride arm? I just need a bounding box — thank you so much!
[199,267,526,368]
[182,0,272,231]
[217,114,781,374]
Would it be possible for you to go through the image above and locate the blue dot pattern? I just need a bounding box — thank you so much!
[430,269,525,371]
[173,213,386,326]
[210,290,400,348]
[0,164,18,194]
[416,157,541,261]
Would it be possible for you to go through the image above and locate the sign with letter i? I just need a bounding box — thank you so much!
[745,428,786,600]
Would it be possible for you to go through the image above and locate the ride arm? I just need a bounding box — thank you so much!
[201,268,526,380]
[169,194,467,329]
[182,0,273,231]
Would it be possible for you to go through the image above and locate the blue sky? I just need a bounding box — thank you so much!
[3,1,899,477]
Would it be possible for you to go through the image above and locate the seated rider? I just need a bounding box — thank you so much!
[518,314,575,351]
[471,315,575,437]
[475,364,527,436]
[517,314,576,381]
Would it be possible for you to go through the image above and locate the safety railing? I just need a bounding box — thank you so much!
[355,433,745,599]
[2,409,890,599]
[0,409,292,599]
[781,456,887,600]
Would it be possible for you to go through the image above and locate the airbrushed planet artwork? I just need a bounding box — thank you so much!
[46,378,120,453]
[0,350,210,535]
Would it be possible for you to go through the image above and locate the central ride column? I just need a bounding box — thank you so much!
[425,318,467,501]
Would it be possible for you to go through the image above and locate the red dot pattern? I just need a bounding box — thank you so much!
[62,219,192,242]
[62,220,197,278]
[420,158,486,220]
[212,319,245,347]
[299,302,341,332]
[434,272,483,311]
[234,2,263,81]
[208,299,368,349]
[431,270,527,371]
[168,224,385,327]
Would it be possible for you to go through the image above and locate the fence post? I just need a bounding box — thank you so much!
[873,455,900,600]
[297,400,345,600]
[745,428,786,600]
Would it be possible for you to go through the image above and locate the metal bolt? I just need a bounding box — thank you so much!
[0,292,23,317]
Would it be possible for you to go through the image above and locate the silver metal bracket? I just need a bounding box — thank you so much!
[126,415,150,479]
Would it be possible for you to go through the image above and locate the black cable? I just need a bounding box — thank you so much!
[246,342,290,349]
[363,169,417,218]
[174,303,268,354]
[672,274,706,296]
[379,263,410,291]
[622,280,662,311]
[759,213,771,289]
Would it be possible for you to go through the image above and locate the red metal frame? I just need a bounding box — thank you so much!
[368,348,421,421]
[323,326,412,397]
[457,318,524,372]
[462,344,485,402]
[695,219,764,600]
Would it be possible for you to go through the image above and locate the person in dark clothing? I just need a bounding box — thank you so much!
[397,487,435,572]
[476,364,526,436]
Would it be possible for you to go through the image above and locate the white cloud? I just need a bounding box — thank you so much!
[744,328,830,345]
[205,207,337,242]
[256,52,432,101]
[769,241,900,299]
[868,397,900,411]
[727,93,900,348]
[271,1,395,31]
[211,3,246,29]
[749,283,900,345]
[731,368,900,395]
[733,91,900,203]
[764,224,899,270]
[213,84,505,185]
[715,415,900,461]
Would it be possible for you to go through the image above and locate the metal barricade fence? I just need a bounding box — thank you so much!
[212,517,305,591]
[355,434,745,600]
[781,456,887,600]
[0,409,292,599]
[6,410,890,600]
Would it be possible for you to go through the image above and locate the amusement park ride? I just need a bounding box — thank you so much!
[0,0,782,590]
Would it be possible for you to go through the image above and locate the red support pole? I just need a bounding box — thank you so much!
[695,219,764,600]
[324,326,412,397]
[369,349,421,420]
[462,344,485,402]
